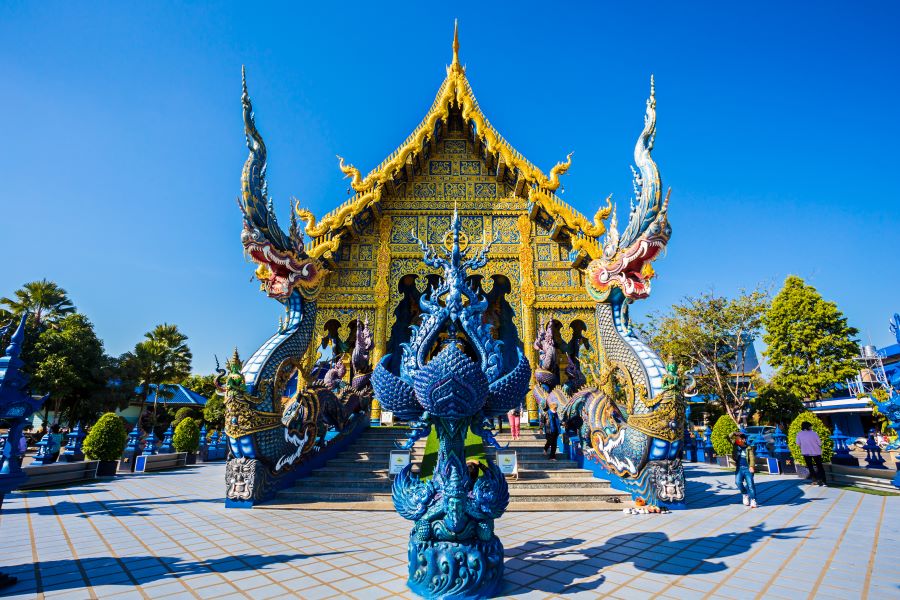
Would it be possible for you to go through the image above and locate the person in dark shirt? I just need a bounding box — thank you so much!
[543,404,561,460]
[730,431,758,508]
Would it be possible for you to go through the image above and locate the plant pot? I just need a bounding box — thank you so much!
[185,452,197,465]
[97,460,119,476]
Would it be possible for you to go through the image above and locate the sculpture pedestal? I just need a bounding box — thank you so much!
[407,535,504,600]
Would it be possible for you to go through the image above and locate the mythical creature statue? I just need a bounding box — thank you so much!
[371,210,531,598]
[561,77,690,506]
[222,70,368,505]
[533,318,559,392]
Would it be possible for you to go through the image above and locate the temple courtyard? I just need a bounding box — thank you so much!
[0,464,895,599]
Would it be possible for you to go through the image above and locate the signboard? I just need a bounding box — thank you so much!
[497,450,518,477]
[389,450,410,475]
[380,411,394,426]
[766,457,781,475]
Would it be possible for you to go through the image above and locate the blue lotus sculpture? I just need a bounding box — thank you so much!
[372,210,531,599]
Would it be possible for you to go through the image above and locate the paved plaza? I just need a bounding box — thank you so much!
[1,464,897,599]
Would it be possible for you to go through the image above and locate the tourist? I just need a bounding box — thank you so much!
[48,424,63,464]
[543,404,561,460]
[730,431,758,508]
[507,407,520,440]
[796,421,826,486]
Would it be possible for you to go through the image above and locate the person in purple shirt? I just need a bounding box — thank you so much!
[796,421,826,486]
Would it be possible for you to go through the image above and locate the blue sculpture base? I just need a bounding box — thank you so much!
[407,534,504,599]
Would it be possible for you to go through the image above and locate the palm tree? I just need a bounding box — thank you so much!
[126,324,192,433]
[1,279,75,329]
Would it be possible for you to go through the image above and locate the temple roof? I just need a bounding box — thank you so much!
[300,22,610,259]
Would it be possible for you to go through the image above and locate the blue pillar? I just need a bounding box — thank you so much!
[863,431,887,469]
[159,425,175,454]
[753,433,770,459]
[198,424,208,461]
[208,431,220,460]
[703,426,714,463]
[142,430,159,456]
[30,432,53,466]
[830,425,859,466]
[61,423,86,462]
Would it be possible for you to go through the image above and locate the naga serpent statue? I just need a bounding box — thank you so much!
[371,211,532,599]
[222,69,368,506]
[542,77,692,506]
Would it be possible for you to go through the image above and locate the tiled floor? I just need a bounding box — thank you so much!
[1,463,897,599]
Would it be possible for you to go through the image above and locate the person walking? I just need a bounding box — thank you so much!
[507,406,521,441]
[796,421,827,486]
[543,404,561,460]
[730,431,758,508]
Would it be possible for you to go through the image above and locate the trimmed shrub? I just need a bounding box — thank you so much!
[711,414,740,457]
[788,411,833,463]
[172,418,200,453]
[83,413,128,461]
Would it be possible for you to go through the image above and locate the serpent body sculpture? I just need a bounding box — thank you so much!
[223,71,370,505]
[535,77,691,506]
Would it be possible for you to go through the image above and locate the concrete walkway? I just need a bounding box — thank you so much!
[0,464,897,599]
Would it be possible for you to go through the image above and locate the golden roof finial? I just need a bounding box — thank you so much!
[452,19,460,68]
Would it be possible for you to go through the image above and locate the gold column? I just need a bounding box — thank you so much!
[517,214,539,424]
[371,215,392,422]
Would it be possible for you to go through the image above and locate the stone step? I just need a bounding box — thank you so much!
[276,487,628,503]
[289,477,612,491]
[257,500,630,512]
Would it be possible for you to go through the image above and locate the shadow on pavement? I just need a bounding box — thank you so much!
[1,495,222,518]
[5,552,349,593]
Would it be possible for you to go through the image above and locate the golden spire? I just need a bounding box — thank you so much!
[451,19,461,70]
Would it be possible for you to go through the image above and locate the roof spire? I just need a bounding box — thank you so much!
[451,19,460,68]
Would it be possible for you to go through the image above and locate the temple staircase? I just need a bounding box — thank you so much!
[259,426,632,511]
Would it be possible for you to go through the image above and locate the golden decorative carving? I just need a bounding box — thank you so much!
[374,216,392,363]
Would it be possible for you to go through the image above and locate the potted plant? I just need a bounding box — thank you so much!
[173,417,201,464]
[787,411,834,479]
[711,415,740,467]
[83,413,128,476]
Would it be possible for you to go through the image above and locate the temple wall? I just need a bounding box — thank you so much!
[309,129,597,385]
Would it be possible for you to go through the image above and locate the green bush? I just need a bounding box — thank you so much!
[83,412,128,461]
[788,411,833,463]
[711,414,740,456]
[172,418,200,453]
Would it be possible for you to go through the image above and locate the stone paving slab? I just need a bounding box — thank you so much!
[0,464,897,599]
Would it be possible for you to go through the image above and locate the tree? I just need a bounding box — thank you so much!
[30,313,107,426]
[181,374,217,400]
[1,279,75,329]
[638,288,769,421]
[763,276,859,401]
[751,383,804,427]
[203,395,225,429]
[173,406,199,426]
[122,323,193,435]
[145,324,192,382]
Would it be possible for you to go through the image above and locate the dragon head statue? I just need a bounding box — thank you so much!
[585,76,672,303]
[240,68,328,301]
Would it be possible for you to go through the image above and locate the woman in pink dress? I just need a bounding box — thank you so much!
[507,407,521,440]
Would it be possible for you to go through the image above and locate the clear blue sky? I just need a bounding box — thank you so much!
[2,2,898,374]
